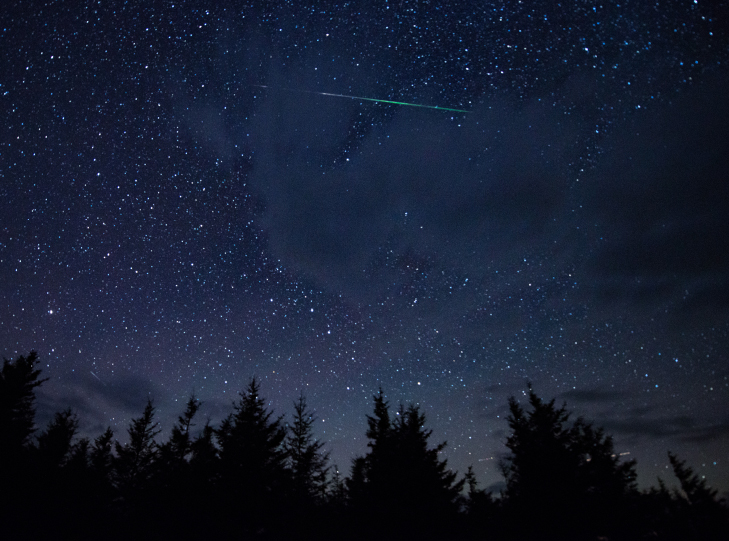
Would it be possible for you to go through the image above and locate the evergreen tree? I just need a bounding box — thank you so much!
[36,408,79,469]
[88,426,117,509]
[216,378,287,482]
[182,419,219,538]
[0,351,48,539]
[392,404,464,511]
[189,419,217,471]
[66,437,90,474]
[348,390,464,539]
[156,394,201,489]
[462,465,500,539]
[90,427,114,480]
[160,393,200,465]
[285,393,330,503]
[0,351,47,457]
[660,452,729,540]
[500,385,638,540]
[149,394,206,539]
[32,407,86,533]
[26,408,83,537]
[113,398,160,497]
[328,464,348,506]
[346,388,392,511]
[215,378,288,535]
[668,451,724,509]
[366,387,391,450]
[9,355,729,540]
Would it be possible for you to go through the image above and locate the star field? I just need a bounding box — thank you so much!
[1,1,728,495]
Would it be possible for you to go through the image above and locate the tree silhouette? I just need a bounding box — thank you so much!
[279,393,333,538]
[500,385,639,540]
[328,464,347,506]
[367,386,391,448]
[348,389,464,539]
[393,404,464,511]
[0,351,49,539]
[189,419,217,471]
[90,427,115,481]
[3,349,728,541]
[85,425,117,519]
[113,398,160,498]
[159,394,200,466]
[215,377,288,535]
[36,408,79,469]
[66,437,90,474]
[668,451,723,509]
[462,465,500,538]
[33,409,106,537]
[285,393,330,503]
[347,388,390,509]
[646,452,729,540]
[155,393,201,495]
[145,394,206,539]
[0,351,47,458]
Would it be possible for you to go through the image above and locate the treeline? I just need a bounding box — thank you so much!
[1,352,727,540]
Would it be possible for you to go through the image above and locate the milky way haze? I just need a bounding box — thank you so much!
[1,1,728,494]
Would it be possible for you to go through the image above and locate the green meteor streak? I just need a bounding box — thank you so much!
[253,85,468,113]
[316,91,469,113]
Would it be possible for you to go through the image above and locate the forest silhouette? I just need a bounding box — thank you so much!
[1,351,726,540]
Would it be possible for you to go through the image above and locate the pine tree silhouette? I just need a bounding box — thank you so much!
[668,452,723,508]
[215,377,288,536]
[90,427,115,480]
[285,393,330,503]
[156,393,201,495]
[500,385,639,540]
[462,465,499,538]
[348,389,464,540]
[145,394,205,539]
[113,398,160,498]
[189,419,217,471]
[33,408,101,537]
[161,393,200,465]
[66,436,90,474]
[36,408,79,469]
[279,393,332,538]
[0,351,49,539]
[5,350,727,541]
[328,464,347,506]
[0,351,47,458]
[659,452,729,540]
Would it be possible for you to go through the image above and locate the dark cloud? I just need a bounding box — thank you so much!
[599,412,729,446]
[36,373,166,434]
[486,480,507,494]
[248,87,580,300]
[37,378,97,420]
[601,415,697,439]
[628,405,657,417]
[97,374,166,411]
[679,418,729,444]
[581,78,729,316]
[481,381,531,396]
[560,389,627,403]
[196,395,238,425]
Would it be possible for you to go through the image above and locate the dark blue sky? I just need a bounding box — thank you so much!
[1,1,727,495]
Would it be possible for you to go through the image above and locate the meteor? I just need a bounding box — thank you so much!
[253,85,468,113]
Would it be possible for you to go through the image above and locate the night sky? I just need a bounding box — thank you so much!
[2,1,728,495]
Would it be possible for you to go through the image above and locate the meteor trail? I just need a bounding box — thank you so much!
[253,85,468,113]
